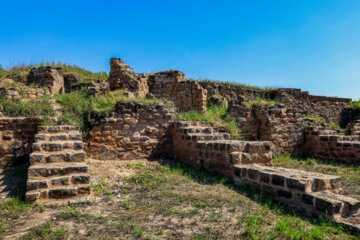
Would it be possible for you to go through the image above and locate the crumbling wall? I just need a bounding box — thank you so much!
[304,127,360,163]
[149,71,207,113]
[85,101,175,160]
[28,67,65,94]
[0,117,40,167]
[171,121,273,176]
[200,82,350,124]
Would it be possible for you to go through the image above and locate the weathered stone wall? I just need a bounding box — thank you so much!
[230,104,329,156]
[85,101,175,160]
[28,67,65,94]
[171,121,273,176]
[0,117,40,167]
[200,82,350,124]
[304,127,360,163]
[149,72,207,113]
[340,107,360,129]
[233,164,359,219]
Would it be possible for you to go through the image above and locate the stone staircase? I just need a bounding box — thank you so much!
[233,164,360,220]
[171,121,273,176]
[25,125,90,202]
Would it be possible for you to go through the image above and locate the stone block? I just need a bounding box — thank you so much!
[49,187,77,198]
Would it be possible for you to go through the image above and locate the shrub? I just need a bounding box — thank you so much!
[0,98,55,118]
[349,100,360,109]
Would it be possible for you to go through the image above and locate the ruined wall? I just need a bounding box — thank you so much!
[233,164,359,219]
[304,127,360,163]
[28,67,65,94]
[0,117,41,167]
[200,82,350,124]
[340,107,360,129]
[149,72,207,113]
[85,101,175,160]
[230,104,329,156]
[171,121,273,176]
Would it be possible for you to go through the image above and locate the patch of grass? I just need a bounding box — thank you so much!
[20,222,68,240]
[0,98,55,118]
[0,195,30,215]
[274,156,360,198]
[302,114,341,129]
[245,97,279,108]
[91,177,113,196]
[174,101,242,139]
[349,100,360,109]
[194,78,275,91]
[58,207,86,221]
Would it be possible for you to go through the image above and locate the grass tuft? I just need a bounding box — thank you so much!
[245,97,279,108]
[193,78,275,91]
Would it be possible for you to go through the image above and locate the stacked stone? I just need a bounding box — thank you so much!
[304,126,360,163]
[108,58,149,97]
[0,117,40,167]
[85,101,175,160]
[346,120,360,135]
[27,67,65,94]
[149,71,207,113]
[171,121,273,176]
[25,125,90,202]
[233,164,360,219]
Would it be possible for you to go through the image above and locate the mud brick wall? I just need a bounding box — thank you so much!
[171,121,273,176]
[304,127,360,163]
[200,82,350,124]
[233,164,360,219]
[0,117,41,167]
[85,101,175,160]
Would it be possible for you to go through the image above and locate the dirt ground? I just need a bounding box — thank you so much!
[0,158,358,240]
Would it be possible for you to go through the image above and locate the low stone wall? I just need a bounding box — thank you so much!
[304,127,360,163]
[0,117,40,167]
[200,82,350,124]
[233,164,359,219]
[85,101,175,160]
[231,104,328,156]
[171,121,273,176]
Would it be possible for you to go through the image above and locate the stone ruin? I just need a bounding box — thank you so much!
[1,57,360,231]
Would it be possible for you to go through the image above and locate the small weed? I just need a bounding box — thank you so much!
[245,97,279,108]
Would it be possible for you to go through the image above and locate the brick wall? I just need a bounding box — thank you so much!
[304,127,360,163]
[0,117,41,167]
[85,101,175,160]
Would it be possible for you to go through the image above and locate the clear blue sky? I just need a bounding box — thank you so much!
[1,0,360,99]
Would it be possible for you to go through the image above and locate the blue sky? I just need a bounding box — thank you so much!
[0,1,360,99]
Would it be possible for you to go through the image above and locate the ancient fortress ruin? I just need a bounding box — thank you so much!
[0,58,360,231]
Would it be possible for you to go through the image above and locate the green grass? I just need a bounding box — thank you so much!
[174,101,242,139]
[0,195,30,215]
[0,98,56,118]
[349,100,360,109]
[245,97,280,108]
[193,78,275,91]
[6,61,108,82]
[274,156,360,198]
[302,114,341,129]
[20,222,67,240]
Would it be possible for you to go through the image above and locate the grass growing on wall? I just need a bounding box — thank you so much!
[0,98,55,118]
[174,101,242,139]
[349,100,360,109]
[192,78,275,91]
[244,97,279,108]
[302,114,341,129]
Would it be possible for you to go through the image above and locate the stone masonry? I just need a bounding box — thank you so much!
[0,117,40,167]
[304,126,360,163]
[171,121,273,176]
[85,101,176,160]
[233,164,360,219]
[27,67,65,94]
[26,125,90,202]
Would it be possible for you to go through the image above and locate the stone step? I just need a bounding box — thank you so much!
[180,133,230,141]
[32,141,84,152]
[233,164,342,194]
[309,192,360,218]
[35,133,82,142]
[319,135,360,143]
[28,163,88,179]
[30,150,86,164]
[27,174,91,191]
[194,140,273,153]
[25,184,91,202]
[38,125,80,134]
[177,127,220,134]
[174,121,210,128]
